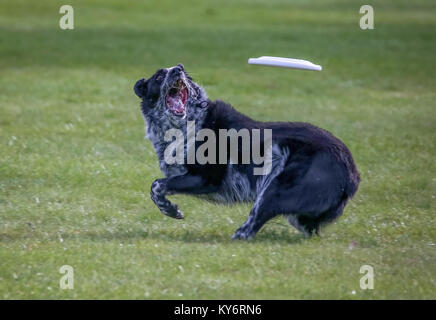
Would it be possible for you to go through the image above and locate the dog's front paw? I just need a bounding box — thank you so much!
[150,179,184,219]
[162,203,184,219]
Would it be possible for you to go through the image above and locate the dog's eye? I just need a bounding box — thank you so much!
[156,75,164,82]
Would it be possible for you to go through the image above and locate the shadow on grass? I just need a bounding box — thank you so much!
[1,226,308,245]
[73,227,308,245]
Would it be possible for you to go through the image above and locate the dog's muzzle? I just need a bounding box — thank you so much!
[165,65,188,117]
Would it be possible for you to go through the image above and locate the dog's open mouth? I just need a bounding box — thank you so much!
[165,79,188,116]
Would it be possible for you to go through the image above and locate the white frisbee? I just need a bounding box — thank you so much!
[248,56,322,71]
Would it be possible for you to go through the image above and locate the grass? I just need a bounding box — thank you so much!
[0,0,435,299]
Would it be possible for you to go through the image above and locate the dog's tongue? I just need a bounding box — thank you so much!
[166,87,187,114]
[166,94,184,113]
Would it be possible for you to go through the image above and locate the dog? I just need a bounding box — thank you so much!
[134,64,360,239]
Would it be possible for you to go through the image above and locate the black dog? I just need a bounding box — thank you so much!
[134,64,360,239]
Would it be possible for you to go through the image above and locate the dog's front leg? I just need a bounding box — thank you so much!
[150,174,219,219]
[150,178,184,219]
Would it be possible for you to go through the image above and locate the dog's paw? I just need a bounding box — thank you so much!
[231,230,253,240]
[162,204,184,219]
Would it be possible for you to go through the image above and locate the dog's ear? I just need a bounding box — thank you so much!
[134,78,148,98]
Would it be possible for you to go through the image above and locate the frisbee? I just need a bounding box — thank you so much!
[248,56,322,71]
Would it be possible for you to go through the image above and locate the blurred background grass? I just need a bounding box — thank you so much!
[0,0,435,299]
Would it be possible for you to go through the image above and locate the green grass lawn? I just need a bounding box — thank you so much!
[0,0,435,299]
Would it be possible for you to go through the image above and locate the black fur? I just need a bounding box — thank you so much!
[134,64,360,239]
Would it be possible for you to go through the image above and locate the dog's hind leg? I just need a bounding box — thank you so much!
[232,146,290,240]
[231,200,278,240]
[286,214,313,236]
[231,178,329,239]
[232,174,284,240]
[286,197,348,236]
[286,214,320,236]
[232,154,348,239]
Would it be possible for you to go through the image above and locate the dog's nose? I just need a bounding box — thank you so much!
[171,64,184,76]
